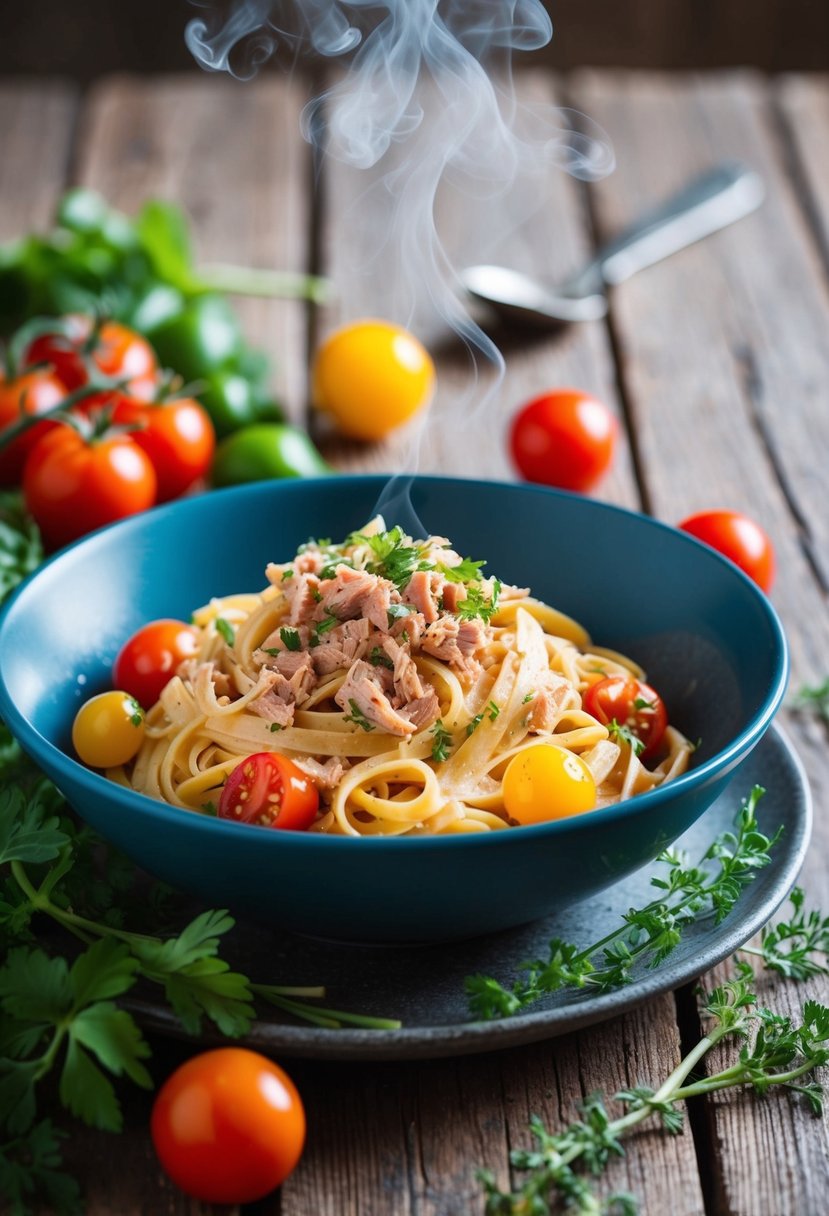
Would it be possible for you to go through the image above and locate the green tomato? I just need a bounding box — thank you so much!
[149,295,243,381]
[211,423,331,486]
[198,370,284,439]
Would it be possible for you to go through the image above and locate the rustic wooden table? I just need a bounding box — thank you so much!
[2,68,828,1215]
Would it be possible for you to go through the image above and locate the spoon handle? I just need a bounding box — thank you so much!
[563,162,765,297]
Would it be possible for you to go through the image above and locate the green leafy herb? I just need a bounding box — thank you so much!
[466,711,484,736]
[343,699,375,732]
[351,526,434,589]
[269,723,284,732]
[606,716,646,757]
[486,700,500,722]
[439,557,486,583]
[480,972,829,1213]
[310,615,338,647]
[522,691,535,705]
[0,492,43,607]
[386,603,414,626]
[279,627,302,652]
[790,678,829,723]
[369,647,394,670]
[214,618,235,646]
[457,579,501,624]
[430,720,453,762]
[739,887,829,980]
[466,786,778,1019]
[125,698,143,729]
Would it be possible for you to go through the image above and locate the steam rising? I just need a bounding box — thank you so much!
[186,1,613,405]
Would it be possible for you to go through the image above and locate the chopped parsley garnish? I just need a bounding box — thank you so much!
[349,526,434,589]
[522,691,536,704]
[440,557,486,583]
[607,717,645,756]
[430,720,453,762]
[343,699,375,732]
[203,800,218,816]
[387,603,414,627]
[269,722,284,732]
[309,615,338,646]
[279,627,302,651]
[487,700,500,722]
[215,618,235,646]
[369,646,394,670]
[281,567,294,581]
[466,711,484,736]
[127,697,144,728]
[457,579,501,624]
[634,696,656,711]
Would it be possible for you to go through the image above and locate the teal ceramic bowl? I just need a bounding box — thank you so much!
[0,476,788,942]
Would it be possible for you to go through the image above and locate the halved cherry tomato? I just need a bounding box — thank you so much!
[113,619,200,708]
[27,317,158,402]
[218,752,319,830]
[503,744,597,824]
[509,389,618,492]
[312,319,435,440]
[109,394,215,502]
[678,510,775,593]
[151,1047,305,1204]
[72,690,145,768]
[22,422,157,550]
[583,675,668,760]
[0,368,66,486]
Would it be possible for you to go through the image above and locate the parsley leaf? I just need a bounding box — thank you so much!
[369,646,394,670]
[215,617,235,646]
[0,492,43,608]
[279,627,302,651]
[430,720,453,762]
[439,556,486,583]
[607,717,645,756]
[343,699,375,732]
[457,579,501,624]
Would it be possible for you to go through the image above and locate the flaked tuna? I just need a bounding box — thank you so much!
[321,565,393,631]
[312,618,371,676]
[334,659,417,736]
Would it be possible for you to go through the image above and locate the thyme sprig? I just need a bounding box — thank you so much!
[466,786,778,1019]
[480,971,829,1214]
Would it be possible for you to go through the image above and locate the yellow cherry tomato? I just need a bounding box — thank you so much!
[72,690,146,768]
[311,319,436,440]
[503,744,597,824]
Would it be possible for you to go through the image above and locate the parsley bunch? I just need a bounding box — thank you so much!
[0,729,399,1212]
[480,969,829,1214]
[466,786,779,1018]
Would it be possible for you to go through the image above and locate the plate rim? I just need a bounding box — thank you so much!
[127,722,811,1060]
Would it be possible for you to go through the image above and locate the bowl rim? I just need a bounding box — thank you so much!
[0,474,790,849]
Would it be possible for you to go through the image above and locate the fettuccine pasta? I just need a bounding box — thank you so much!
[109,520,694,834]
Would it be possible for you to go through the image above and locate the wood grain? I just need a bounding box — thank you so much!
[571,69,829,1216]
[0,80,78,238]
[73,74,313,421]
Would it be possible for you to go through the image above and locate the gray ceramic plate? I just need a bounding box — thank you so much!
[128,724,811,1060]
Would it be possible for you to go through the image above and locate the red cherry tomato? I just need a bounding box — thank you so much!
[678,510,775,593]
[0,368,66,486]
[113,619,200,708]
[510,389,618,492]
[151,1047,306,1205]
[22,423,157,550]
[27,317,158,402]
[583,675,669,760]
[218,752,319,830]
[110,395,215,502]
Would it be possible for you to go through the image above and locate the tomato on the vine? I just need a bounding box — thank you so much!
[503,744,597,824]
[509,389,618,492]
[0,368,66,486]
[678,510,775,593]
[218,752,319,830]
[22,422,156,550]
[150,1047,306,1204]
[583,675,669,760]
[113,619,200,708]
[110,394,215,501]
[26,316,158,402]
[312,319,435,440]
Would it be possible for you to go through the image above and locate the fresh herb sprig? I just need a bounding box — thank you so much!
[0,728,400,1209]
[790,678,829,724]
[0,491,43,603]
[466,786,778,1019]
[480,970,829,1214]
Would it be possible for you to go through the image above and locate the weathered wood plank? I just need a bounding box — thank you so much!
[315,69,637,510]
[0,80,78,239]
[303,65,705,1216]
[73,74,313,422]
[572,70,829,1216]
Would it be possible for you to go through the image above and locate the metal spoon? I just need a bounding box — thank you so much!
[460,161,765,328]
